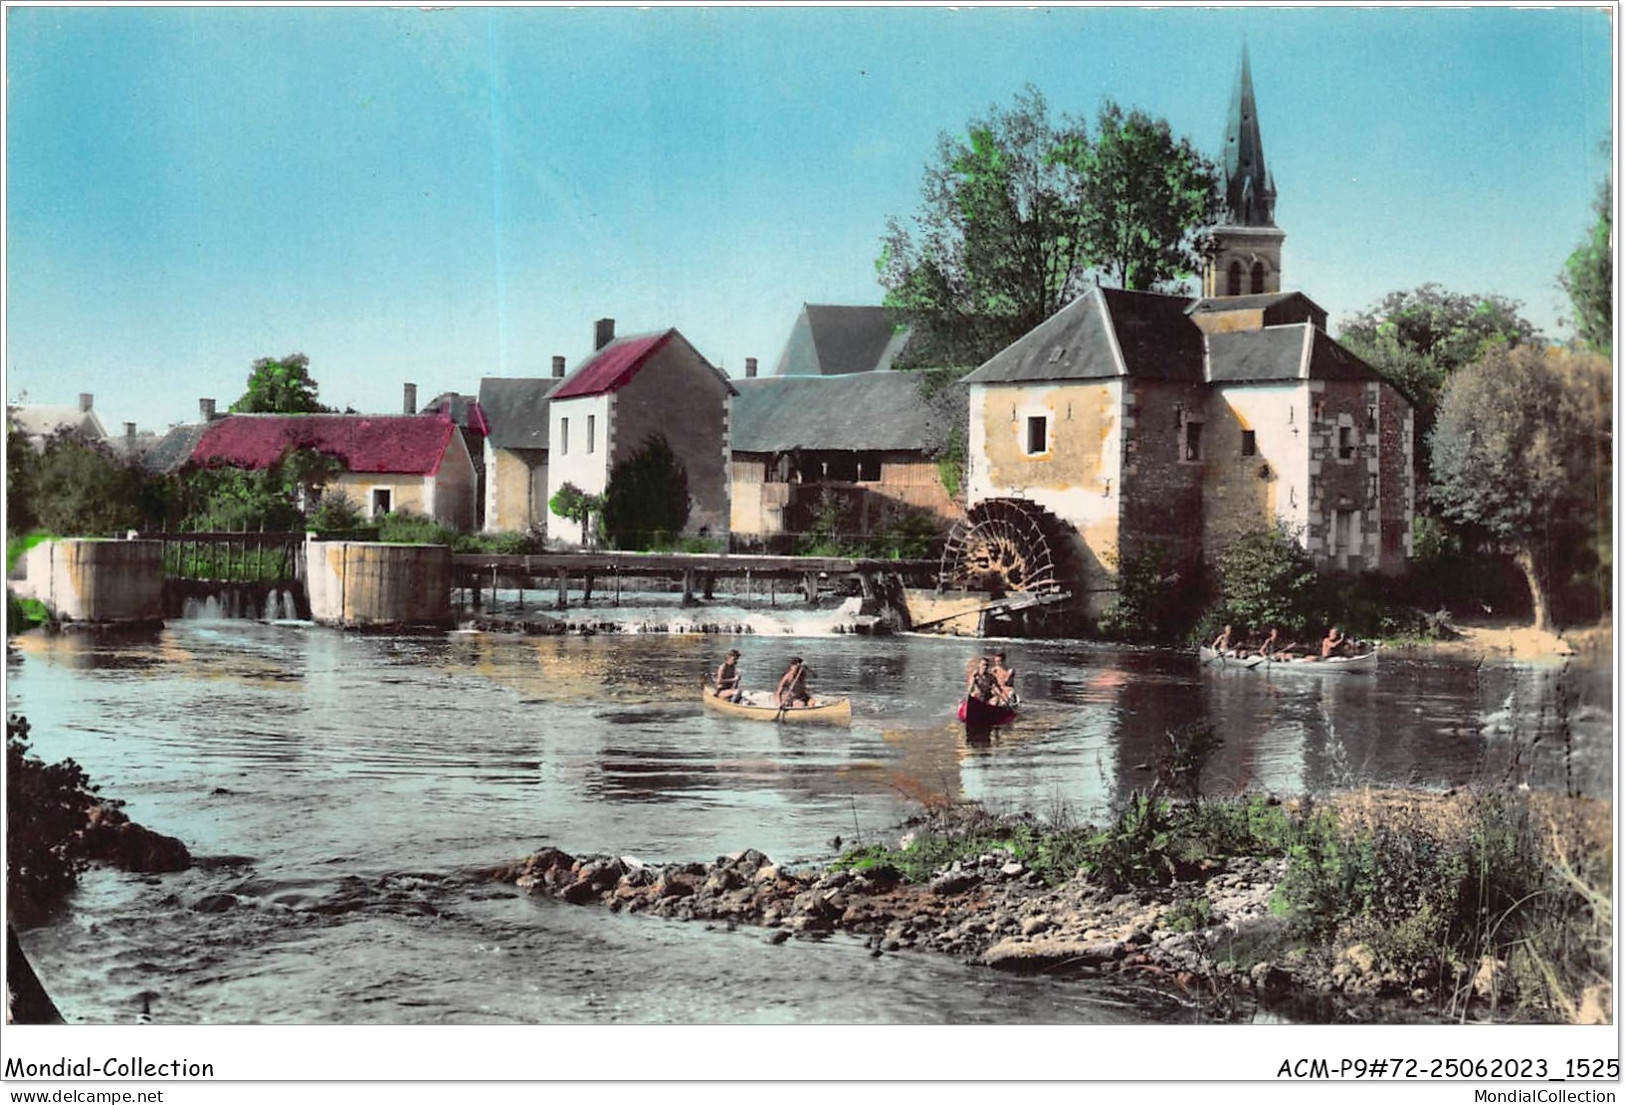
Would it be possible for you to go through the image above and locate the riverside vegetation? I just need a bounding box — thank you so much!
[496,711,1612,1024]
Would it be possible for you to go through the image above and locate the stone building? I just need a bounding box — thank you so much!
[544,319,735,547]
[730,370,957,546]
[188,412,478,531]
[956,50,1414,621]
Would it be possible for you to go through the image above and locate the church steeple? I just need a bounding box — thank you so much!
[1222,45,1276,227]
[1204,46,1286,298]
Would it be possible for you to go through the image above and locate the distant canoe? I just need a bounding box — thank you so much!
[701,683,852,725]
[1199,645,1377,674]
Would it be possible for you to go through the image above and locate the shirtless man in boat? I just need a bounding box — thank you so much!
[776,657,812,708]
[1210,625,1237,655]
[966,656,1000,704]
[991,652,1018,706]
[712,649,742,700]
[1319,626,1348,659]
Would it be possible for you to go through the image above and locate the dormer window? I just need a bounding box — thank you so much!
[1227,260,1243,297]
[1250,261,1266,294]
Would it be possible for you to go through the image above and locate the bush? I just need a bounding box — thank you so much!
[1205,524,1322,640]
[603,435,689,550]
[1099,543,1205,643]
[7,714,112,918]
[375,511,455,546]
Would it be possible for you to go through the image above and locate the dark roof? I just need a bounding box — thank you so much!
[1221,46,1277,228]
[1190,290,1328,331]
[1206,327,1309,382]
[1190,291,1303,314]
[549,331,674,400]
[190,414,459,475]
[731,372,943,453]
[421,392,490,436]
[1305,328,1382,382]
[139,423,211,474]
[1206,325,1383,384]
[772,305,910,376]
[477,378,553,450]
[963,287,1203,385]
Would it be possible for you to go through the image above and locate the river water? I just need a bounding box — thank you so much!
[5,595,1611,1029]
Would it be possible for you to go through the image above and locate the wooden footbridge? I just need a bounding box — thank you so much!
[449,550,939,613]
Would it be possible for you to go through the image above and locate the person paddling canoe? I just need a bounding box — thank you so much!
[776,657,812,709]
[712,649,742,700]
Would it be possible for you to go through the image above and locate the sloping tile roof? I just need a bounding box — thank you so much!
[422,392,490,436]
[190,414,457,476]
[478,378,553,450]
[8,405,107,442]
[1190,290,1327,330]
[139,423,212,474]
[772,305,911,376]
[1206,325,1382,384]
[731,372,944,453]
[963,287,1203,385]
[548,331,675,400]
[1206,327,1308,382]
[1305,328,1382,382]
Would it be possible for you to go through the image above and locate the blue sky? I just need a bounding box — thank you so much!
[4,4,1614,435]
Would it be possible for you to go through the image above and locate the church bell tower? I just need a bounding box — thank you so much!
[1203,47,1286,298]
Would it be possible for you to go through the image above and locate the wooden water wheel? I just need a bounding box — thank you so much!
[939,498,1072,599]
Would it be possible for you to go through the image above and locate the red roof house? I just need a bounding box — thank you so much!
[190,413,477,531]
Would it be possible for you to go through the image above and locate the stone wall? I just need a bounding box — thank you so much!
[305,539,452,628]
[14,539,164,624]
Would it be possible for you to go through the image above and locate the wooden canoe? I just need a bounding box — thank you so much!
[701,683,852,725]
[1199,645,1377,674]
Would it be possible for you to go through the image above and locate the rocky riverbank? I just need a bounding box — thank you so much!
[485,829,1504,1023]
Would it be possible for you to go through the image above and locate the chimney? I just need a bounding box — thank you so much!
[124,422,136,439]
[551,355,567,379]
[200,398,216,422]
[79,393,93,412]
[744,357,758,379]
[594,318,616,351]
[404,382,418,415]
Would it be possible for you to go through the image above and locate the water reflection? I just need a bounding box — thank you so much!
[5,617,1610,1025]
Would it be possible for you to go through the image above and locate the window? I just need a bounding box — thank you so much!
[560,417,569,455]
[1183,420,1204,462]
[1338,425,1355,460]
[1227,260,1243,297]
[370,488,392,517]
[1025,415,1048,455]
[587,415,596,454]
[1241,429,1257,457]
[1250,260,1266,294]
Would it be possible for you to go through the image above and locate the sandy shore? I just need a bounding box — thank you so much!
[1392,618,1610,664]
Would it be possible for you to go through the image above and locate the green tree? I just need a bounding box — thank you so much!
[20,435,159,536]
[549,482,604,538]
[1207,524,1323,641]
[1337,285,1539,417]
[601,434,689,550]
[1561,177,1611,358]
[176,447,341,531]
[1429,344,1611,631]
[1068,101,1224,292]
[878,86,1220,369]
[230,353,327,414]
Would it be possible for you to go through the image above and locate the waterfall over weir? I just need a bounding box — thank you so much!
[170,582,307,622]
